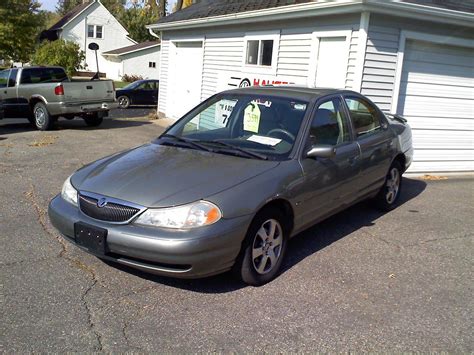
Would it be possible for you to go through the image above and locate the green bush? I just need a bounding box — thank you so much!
[31,39,85,77]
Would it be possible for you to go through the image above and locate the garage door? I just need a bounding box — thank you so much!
[169,42,203,119]
[397,39,474,173]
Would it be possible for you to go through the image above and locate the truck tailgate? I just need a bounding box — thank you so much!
[62,80,115,103]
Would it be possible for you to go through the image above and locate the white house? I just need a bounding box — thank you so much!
[102,41,161,79]
[148,0,474,174]
[40,0,159,80]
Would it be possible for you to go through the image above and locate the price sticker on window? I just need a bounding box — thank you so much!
[243,103,261,133]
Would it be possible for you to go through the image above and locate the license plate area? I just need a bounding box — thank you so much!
[74,222,107,255]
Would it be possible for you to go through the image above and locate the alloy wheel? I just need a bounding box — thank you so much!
[252,219,283,275]
[386,167,400,204]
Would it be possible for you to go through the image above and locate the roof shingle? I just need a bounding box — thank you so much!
[102,41,160,56]
[155,0,474,25]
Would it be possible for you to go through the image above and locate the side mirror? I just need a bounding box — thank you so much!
[306,145,336,159]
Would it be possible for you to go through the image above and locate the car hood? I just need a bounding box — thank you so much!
[71,143,279,207]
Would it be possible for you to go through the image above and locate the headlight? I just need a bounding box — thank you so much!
[61,175,78,206]
[134,201,222,229]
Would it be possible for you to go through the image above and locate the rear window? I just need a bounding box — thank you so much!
[20,67,68,84]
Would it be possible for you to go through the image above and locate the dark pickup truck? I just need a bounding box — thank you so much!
[0,66,118,130]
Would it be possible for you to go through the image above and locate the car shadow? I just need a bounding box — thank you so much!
[103,177,427,293]
[0,117,153,134]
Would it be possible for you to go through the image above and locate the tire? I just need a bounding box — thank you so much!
[117,95,130,109]
[374,161,403,211]
[33,102,54,131]
[233,207,289,286]
[84,113,103,127]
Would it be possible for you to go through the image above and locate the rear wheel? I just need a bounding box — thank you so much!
[233,207,288,286]
[117,95,130,109]
[83,113,103,127]
[33,102,54,131]
[374,161,403,211]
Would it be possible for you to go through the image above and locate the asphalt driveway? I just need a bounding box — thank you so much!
[0,116,472,352]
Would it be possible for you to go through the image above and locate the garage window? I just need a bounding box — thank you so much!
[244,32,279,72]
[149,62,156,68]
[246,39,274,66]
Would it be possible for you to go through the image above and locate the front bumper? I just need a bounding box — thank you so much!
[48,195,251,278]
[47,101,119,116]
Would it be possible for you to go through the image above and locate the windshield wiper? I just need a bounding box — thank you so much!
[197,139,268,160]
[160,134,214,152]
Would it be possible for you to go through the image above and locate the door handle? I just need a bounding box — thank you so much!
[348,155,360,165]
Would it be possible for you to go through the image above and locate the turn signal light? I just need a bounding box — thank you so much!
[54,85,64,96]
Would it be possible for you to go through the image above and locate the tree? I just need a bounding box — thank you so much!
[31,40,85,77]
[119,6,159,42]
[0,0,45,62]
[56,0,82,16]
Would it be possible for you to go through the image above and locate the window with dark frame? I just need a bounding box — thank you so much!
[149,62,156,68]
[96,25,103,39]
[87,25,94,38]
[246,39,274,67]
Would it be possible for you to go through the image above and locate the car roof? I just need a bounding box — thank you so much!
[220,86,358,101]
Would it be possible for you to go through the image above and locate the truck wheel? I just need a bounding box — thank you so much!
[117,95,130,109]
[84,113,103,127]
[33,102,54,131]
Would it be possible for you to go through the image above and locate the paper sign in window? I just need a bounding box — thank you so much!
[244,103,261,133]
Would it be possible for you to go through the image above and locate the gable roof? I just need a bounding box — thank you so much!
[149,0,474,29]
[102,41,161,56]
[48,1,95,31]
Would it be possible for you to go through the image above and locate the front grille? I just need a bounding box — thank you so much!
[79,194,140,222]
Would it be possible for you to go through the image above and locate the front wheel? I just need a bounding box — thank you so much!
[233,207,288,286]
[33,102,54,131]
[374,161,403,211]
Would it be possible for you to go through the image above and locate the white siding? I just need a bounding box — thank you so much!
[346,29,358,89]
[397,40,474,173]
[158,39,170,116]
[361,25,399,111]
[276,32,312,80]
[121,46,160,80]
[201,36,244,101]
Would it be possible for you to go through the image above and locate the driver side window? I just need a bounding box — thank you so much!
[309,98,351,146]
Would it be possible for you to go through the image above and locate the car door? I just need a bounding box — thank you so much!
[132,81,152,105]
[343,95,393,197]
[297,96,361,227]
[0,70,8,118]
[0,69,20,118]
[151,81,159,104]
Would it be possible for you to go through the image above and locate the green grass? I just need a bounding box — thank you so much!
[114,81,128,88]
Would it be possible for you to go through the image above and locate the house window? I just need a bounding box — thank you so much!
[245,39,274,66]
[87,25,103,39]
[87,25,94,38]
[96,26,103,39]
[149,62,156,68]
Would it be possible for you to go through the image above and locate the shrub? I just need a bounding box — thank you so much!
[31,39,85,77]
[122,73,143,82]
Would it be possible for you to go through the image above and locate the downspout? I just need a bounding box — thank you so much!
[147,27,161,116]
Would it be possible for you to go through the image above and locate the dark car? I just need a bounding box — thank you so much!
[49,87,413,286]
[116,79,159,108]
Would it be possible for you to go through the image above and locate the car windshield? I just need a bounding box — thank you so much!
[162,94,309,160]
[122,81,140,90]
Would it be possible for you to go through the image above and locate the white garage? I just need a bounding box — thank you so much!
[395,35,474,173]
[149,0,474,174]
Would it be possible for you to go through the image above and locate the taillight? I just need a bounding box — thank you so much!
[55,85,64,95]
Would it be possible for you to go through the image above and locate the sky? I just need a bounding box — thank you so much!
[38,0,177,13]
